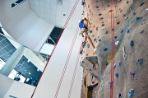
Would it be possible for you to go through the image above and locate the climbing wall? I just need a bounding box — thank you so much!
[80,0,148,98]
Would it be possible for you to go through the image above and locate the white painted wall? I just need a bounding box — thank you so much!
[32,1,83,98]
[23,48,46,71]
[0,0,54,51]
[0,74,35,98]
[4,81,35,98]
[0,74,13,98]
[40,43,55,55]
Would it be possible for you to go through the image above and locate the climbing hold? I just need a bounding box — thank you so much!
[128,88,135,98]
[87,44,90,48]
[96,27,98,31]
[94,38,97,42]
[104,48,108,51]
[140,2,144,7]
[117,93,122,98]
[136,17,143,21]
[127,29,130,33]
[115,73,119,78]
[140,30,144,34]
[121,29,124,33]
[100,17,104,20]
[114,36,117,39]
[102,24,105,26]
[106,62,108,66]
[117,21,120,25]
[130,40,134,47]
[80,49,83,54]
[89,30,93,33]
[99,39,101,42]
[96,6,99,8]
[82,41,86,48]
[133,12,136,15]
[112,28,114,31]
[81,0,85,5]
[98,13,102,16]
[137,58,144,65]
[130,72,135,79]
[118,61,122,66]
[109,9,113,12]
[105,31,108,34]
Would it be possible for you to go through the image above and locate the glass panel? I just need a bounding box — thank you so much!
[0,30,49,87]
[40,26,64,55]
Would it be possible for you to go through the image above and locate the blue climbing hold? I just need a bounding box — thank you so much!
[137,58,144,65]
[128,89,135,98]
[104,48,108,51]
[136,17,143,22]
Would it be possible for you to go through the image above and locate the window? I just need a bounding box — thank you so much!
[41,27,64,55]
[46,27,64,45]
[0,35,16,62]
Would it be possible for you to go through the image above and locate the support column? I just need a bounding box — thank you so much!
[0,46,24,76]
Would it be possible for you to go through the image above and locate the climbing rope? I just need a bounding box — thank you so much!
[53,0,81,97]
[30,0,80,98]
[54,27,79,98]
[109,0,115,98]
[68,45,81,98]
[63,0,80,28]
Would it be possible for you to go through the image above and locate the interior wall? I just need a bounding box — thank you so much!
[4,81,35,98]
[23,48,46,71]
[0,74,13,98]
[0,0,54,51]
[32,1,83,98]
[0,74,35,98]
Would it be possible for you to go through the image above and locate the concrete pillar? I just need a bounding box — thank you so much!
[0,46,24,76]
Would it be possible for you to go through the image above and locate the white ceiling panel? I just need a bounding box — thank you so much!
[29,0,76,28]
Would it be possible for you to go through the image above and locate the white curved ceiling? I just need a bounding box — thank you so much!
[0,0,76,51]
[29,0,76,28]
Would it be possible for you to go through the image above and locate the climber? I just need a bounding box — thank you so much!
[79,17,89,38]
[79,17,95,49]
